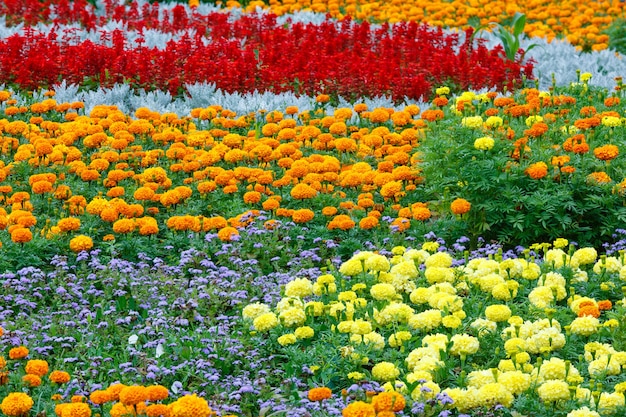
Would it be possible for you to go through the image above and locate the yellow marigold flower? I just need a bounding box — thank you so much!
[294,326,314,339]
[371,362,400,382]
[370,283,396,301]
[569,315,600,336]
[474,136,495,151]
[242,303,271,320]
[567,407,600,417]
[1,393,34,417]
[461,116,483,128]
[450,334,480,356]
[277,333,297,346]
[279,307,306,327]
[537,380,570,403]
[484,305,511,322]
[253,312,279,332]
[485,116,503,128]
[602,116,621,127]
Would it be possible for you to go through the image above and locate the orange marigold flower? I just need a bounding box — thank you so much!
[109,402,135,417]
[243,191,262,204]
[342,401,376,417]
[412,206,431,221]
[593,144,619,161]
[524,162,548,180]
[106,384,127,401]
[450,198,471,215]
[69,235,94,253]
[89,390,111,405]
[369,108,390,123]
[292,209,315,224]
[316,94,330,103]
[22,374,42,387]
[372,391,406,412]
[146,404,170,417]
[580,106,597,116]
[432,96,448,107]
[145,385,169,402]
[25,359,49,376]
[113,219,136,234]
[308,387,332,402]
[58,217,81,232]
[290,183,318,199]
[524,122,549,138]
[359,216,379,230]
[327,214,355,231]
[8,346,29,360]
[10,227,32,244]
[390,217,411,232]
[217,226,239,242]
[574,116,601,130]
[322,206,338,216]
[551,155,570,167]
[421,109,444,122]
[61,403,91,417]
[0,392,34,417]
[119,386,147,406]
[50,370,71,384]
[578,305,601,318]
[604,97,620,107]
[167,394,212,417]
[31,180,53,194]
[262,198,280,211]
[598,300,612,310]
[587,171,612,184]
[493,97,515,107]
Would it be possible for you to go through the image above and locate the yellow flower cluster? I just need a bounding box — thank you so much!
[243,239,626,414]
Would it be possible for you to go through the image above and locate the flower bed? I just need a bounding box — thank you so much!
[0,11,531,100]
[1,1,626,417]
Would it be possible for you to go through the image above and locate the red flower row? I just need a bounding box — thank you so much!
[0,12,533,100]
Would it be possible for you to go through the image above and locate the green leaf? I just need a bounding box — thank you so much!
[512,13,527,37]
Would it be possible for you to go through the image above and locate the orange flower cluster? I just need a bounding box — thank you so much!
[0,82,623,255]
[237,0,624,51]
[524,161,548,180]
[593,144,619,161]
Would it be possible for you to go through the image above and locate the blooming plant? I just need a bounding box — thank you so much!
[1,1,626,417]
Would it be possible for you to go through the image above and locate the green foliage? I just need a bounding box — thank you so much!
[603,18,626,55]
[491,13,538,62]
